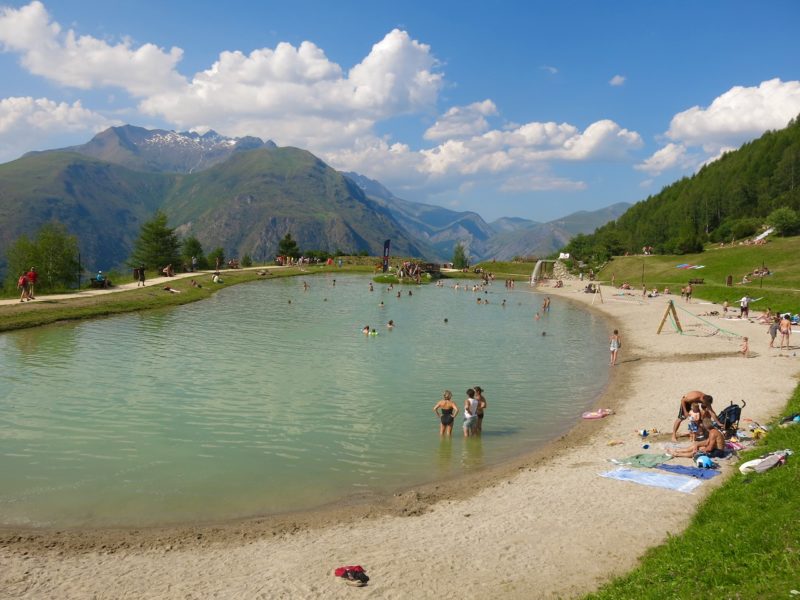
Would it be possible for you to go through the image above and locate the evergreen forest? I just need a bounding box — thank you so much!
[562,114,800,263]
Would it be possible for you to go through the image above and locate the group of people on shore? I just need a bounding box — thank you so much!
[668,390,726,458]
[433,387,487,437]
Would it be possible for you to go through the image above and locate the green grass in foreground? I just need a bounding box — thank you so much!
[598,237,800,312]
[586,385,800,600]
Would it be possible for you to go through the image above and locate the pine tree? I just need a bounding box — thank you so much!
[129,211,181,271]
[278,233,300,258]
[181,236,207,270]
[452,242,469,269]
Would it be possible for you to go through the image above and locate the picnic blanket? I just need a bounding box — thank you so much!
[609,453,672,468]
[599,467,702,493]
[657,464,720,480]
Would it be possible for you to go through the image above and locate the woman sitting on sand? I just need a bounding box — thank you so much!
[433,390,458,436]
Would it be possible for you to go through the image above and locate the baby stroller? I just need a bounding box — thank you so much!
[716,400,746,438]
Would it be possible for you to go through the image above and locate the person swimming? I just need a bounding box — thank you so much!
[362,325,370,334]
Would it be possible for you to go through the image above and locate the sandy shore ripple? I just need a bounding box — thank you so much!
[2,281,798,599]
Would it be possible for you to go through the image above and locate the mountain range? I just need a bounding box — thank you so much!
[0,125,629,273]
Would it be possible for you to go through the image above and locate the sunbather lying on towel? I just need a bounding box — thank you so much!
[668,427,726,458]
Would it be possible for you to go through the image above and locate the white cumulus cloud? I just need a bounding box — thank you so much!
[0,96,115,161]
[0,1,185,96]
[0,96,112,134]
[609,75,626,86]
[667,78,800,151]
[423,100,497,141]
[637,78,800,180]
[325,116,642,197]
[139,29,443,150]
[634,143,692,175]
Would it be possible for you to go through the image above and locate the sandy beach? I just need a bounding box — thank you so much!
[1,280,798,599]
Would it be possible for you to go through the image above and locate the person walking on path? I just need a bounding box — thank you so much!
[137,265,146,287]
[17,272,30,302]
[25,267,37,299]
[609,329,621,366]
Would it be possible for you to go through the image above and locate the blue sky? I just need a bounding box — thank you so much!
[1,1,799,222]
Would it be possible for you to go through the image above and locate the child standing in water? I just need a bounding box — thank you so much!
[609,329,621,366]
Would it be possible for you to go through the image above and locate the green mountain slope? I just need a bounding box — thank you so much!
[0,153,173,271]
[162,147,425,260]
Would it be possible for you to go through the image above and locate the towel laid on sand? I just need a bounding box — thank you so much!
[610,453,672,468]
[599,467,702,493]
[657,464,720,480]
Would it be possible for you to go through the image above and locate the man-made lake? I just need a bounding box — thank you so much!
[0,274,609,527]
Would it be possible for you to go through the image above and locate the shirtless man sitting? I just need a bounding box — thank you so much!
[672,391,719,442]
[668,427,726,459]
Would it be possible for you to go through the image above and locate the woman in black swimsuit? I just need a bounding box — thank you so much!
[433,390,458,436]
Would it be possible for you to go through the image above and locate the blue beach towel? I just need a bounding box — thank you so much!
[599,467,702,493]
[657,464,720,480]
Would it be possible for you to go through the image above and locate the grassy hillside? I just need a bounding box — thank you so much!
[0,152,174,271]
[599,236,800,312]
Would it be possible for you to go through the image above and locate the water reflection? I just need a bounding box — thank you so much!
[461,436,484,469]
[437,437,454,475]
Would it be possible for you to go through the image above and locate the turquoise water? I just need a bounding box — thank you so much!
[0,274,609,527]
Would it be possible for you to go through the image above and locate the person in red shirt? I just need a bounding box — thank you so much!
[17,273,29,302]
[25,266,37,299]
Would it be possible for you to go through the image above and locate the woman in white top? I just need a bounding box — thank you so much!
[463,388,479,437]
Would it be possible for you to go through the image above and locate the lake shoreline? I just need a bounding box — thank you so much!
[0,279,617,549]
[2,280,797,599]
